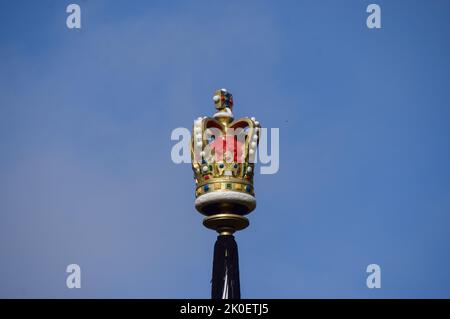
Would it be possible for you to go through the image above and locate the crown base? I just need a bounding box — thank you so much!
[195,179,254,198]
[195,191,256,216]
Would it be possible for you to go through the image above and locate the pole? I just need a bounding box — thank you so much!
[211,235,241,299]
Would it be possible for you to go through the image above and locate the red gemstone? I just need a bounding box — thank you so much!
[204,176,209,180]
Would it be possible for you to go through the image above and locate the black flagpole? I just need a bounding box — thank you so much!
[211,235,241,299]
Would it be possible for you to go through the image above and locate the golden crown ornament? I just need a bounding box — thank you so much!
[191,89,261,236]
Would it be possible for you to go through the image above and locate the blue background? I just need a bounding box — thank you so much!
[0,0,449,298]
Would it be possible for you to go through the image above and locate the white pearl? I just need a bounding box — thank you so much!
[247,166,252,173]
[202,166,208,172]
[200,151,205,157]
[249,149,254,155]
[251,117,256,121]
[194,127,201,133]
[252,135,258,141]
[254,121,259,126]
[213,95,220,102]
[197,142,203,148]
[251,142,257,148]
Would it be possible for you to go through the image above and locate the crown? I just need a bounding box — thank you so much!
[191,89,260,234]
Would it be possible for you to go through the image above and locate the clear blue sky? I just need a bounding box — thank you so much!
[0,0,449,298]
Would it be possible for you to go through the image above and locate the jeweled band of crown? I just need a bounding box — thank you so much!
[191,89,260,234]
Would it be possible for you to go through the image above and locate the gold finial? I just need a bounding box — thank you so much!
[212,88,234,125]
